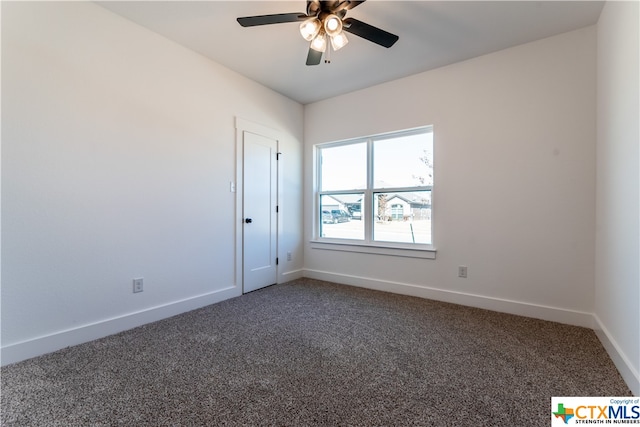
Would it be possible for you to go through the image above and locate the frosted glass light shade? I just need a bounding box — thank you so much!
[330,32,349,51]
[300,18,321,41]
[324,14,342,36]
[310,32,327,52]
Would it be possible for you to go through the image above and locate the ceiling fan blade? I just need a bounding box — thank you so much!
[342,17,399,48]
[237,13,307,27]
[306,47,323,66]
[333,0,366,15]
[343,1,366,11]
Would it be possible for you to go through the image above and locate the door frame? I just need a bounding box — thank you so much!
[235,117,282,293]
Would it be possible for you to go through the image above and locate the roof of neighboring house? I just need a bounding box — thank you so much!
[323,194,363,205]
[323,191,431,207]
[386,192,431,207]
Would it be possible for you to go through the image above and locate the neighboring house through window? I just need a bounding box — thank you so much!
[315,127,434,255]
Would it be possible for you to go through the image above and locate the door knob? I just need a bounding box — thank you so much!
[245,218,253,224]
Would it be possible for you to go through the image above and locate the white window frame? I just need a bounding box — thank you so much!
[311,127,436,259]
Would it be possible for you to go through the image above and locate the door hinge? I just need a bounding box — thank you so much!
[276,257,279,265]
[276,205,279,213]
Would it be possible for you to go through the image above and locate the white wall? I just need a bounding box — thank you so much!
[304,27,597,326]
[1,2,304,364]
[595,1,640,395]
[3,1,635,395]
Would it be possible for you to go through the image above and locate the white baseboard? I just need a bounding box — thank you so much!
[303,269,594,327]
[593,315,640,396]
[1,285,241,367]
[280,268,304,282]
[6,272,637,396]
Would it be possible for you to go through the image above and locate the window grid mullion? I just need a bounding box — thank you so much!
[365,138,374,244]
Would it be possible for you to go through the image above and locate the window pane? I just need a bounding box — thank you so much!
[320,193,364,240]
[373,132,433,188]
[320,143,367,191]
[373,191,432,244]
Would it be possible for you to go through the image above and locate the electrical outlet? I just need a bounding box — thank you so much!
[287,252,292,261]
[458,266,468,278]
[133,278,144,293]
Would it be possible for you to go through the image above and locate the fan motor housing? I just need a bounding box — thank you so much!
[308,1,348,18]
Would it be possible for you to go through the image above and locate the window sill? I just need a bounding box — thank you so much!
[310,240,436,259]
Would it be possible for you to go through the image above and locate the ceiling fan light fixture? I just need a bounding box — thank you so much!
[237,1,400,66]
[310,31,327,52]
[324,14,342,37]
[299,17,321,41]
[330,31,349,51]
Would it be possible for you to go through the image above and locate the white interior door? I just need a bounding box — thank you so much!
[243,131,278,293]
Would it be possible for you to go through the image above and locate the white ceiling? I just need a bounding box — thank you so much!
[97,1,604,104]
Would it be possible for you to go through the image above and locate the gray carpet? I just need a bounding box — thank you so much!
[1,278,632,426]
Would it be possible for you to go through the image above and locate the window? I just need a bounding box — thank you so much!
[316,127,434,255]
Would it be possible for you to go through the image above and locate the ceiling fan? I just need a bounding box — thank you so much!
[237,0,399,66]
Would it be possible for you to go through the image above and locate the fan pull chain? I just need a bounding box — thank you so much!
[325,45,331,63]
